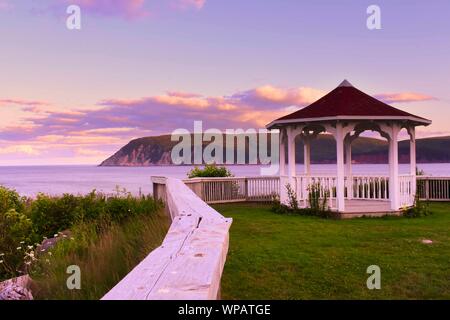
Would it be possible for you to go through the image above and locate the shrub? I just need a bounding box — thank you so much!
[403,195,430,218]
[30,193,81,239]
[0,209,33,280]
[308,183,331,214]
[270,183,335,218]
[188,164,233,178]
[0,186,26,214]
[286,183,299,211]
[30,211,170,300]
[0,186,164,282]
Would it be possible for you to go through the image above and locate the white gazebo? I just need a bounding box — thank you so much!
[267,80,431,217]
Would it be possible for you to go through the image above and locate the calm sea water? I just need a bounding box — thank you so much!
[1,163,449,197]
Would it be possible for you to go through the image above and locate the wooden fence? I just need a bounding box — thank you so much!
[417,176,450,201]
[102,177,232,300]
[183,176,280,204]
[164,176,450,204]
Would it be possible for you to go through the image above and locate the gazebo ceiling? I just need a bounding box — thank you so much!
[267,80,431,128]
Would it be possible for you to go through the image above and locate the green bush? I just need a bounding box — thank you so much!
[0,185,164,282]
[30,193,81,239]
[0,209,33,280]
[270,183,335,218]
[188,164,233,178]
[0,186,26,214]
[403,195,431,218]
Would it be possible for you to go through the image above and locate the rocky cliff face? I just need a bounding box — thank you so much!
[100,136,176,166]
[99,135,450,166]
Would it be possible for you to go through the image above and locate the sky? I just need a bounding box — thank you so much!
[0,0,449,165]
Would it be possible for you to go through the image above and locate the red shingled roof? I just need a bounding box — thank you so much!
[268,80,431,127]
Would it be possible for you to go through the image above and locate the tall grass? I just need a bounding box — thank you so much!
[30,211,170,300]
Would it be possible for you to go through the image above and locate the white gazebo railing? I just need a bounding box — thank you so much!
[350,175,389,200]
[417,176,450,201]
[183,176,280,203]
[282,173,416,211]
[156,176,450,210]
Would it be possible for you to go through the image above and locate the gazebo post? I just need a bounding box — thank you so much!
[279,129,286,176]
[389,124,400,210]
[345,140,352,200]
[335,122,346,212]
[304,138,311,175]
[287,126,296,182]
[409,126,417,197]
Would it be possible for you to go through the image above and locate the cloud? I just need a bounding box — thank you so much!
[231,85,325,109]
[0,84,309,154]
[174,0,206,10]
[0,145,41,155]
[0,84,437,163]
[0,98,50,107]
[374,92,436,104]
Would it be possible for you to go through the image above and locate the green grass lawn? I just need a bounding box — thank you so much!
[213,202,450,300]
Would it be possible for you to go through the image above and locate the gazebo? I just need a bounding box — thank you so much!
[267,80,431,217]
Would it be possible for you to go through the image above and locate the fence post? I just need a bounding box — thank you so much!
[244,178,249,201]
[425,179,429,200]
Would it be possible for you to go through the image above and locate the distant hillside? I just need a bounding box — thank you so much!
[100,135,450,166]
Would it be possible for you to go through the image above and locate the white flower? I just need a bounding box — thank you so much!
[53,234,58,237]
[45,259,50,263]
[62,234,67,238]
[0,260,3,264]
[27,245,34,250]
[48,252,52,256]
[41,248,46,252]
[16,247,22,250]
[0,253,4,257]
[20,241,25,244]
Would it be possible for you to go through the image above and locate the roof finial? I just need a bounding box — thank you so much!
[338,79,353,87]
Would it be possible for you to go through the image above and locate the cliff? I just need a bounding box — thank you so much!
[100,135,450,166]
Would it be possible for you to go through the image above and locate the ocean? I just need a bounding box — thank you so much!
[1,163,450,197]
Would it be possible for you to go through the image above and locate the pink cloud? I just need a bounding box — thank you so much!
[174,0,206,10]
[0,85,439,162]
[0,98,50,107]
[374,92,436,104]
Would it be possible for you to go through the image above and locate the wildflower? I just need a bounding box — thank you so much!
[0,253,4,257]
[70,237,75,240]
[16,247,22,250]
[48,252,52,256]
[0,260,3,264]
[27,245,34,250]
[62,234,67,238]
[53,234,58,238]
[45,259,50,263]
[25,261,31,266]
[20,241,25,244]
[41,248,46,252]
